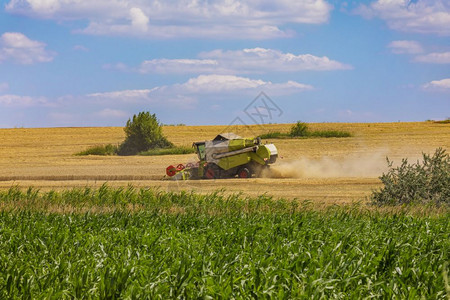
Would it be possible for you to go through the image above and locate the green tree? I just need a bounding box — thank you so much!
[118,112,173,155]
[290,121,309,137]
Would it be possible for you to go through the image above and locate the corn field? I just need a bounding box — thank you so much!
[0,186,449,298]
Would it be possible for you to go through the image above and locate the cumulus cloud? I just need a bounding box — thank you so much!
[0,74,313,126]
[0,32,55,64]
[179,74,313,95]
[135,48,351,74]
[88,87,198,109]
[88,88,156,101]
[86,75,311,111]
[0,94,49,107]
[423,78,450,91]
[415,52,450,64]
[6,0,333,39]
[356,0,450,35]
[138,59,219,74]
[88,74,312,105]
[73,45,89,52]
[388,40,423,54]
[96,108,129,119]
[129,7,149,32]
[386,40,450,65]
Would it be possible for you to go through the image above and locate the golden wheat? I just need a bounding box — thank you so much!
[0,122,449,203]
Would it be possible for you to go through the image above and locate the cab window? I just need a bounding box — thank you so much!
[197,143,206,160]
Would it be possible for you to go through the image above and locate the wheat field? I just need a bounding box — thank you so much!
[0,122,449,204]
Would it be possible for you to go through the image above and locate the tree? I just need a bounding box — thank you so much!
[118,112,173,155]
[290,121,309,137]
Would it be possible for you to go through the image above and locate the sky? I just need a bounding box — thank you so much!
[0,0,449,128]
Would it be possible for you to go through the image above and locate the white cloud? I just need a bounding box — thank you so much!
[179,74,313,95]
[86,75,311,111]
[423,78,450,91]
[88,88,156,101]
[138,59,219,74]
[356,0,450,35]
[181,75,267,93]
[73,45,89,52]
[129,7,149,32]
[0,94,49,107]
[88,88,199,110]
[0,32,55,64]
[388,40,423,54]
[0,75,313,126]
[96,108,129,119]
[6,0,333,39]
[88,75,312,105]
[136,48,351,74]
[202,48,352,72]
[415,52,450,64]
[387,40,450,64]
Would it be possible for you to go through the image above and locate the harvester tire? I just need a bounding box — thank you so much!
[204,164,219,179]
[238,167,251,178]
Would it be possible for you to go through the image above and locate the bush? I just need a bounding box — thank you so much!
[258,132,287,139]
[308,130,352,138]
[76,144,118,156]
[372,148,450,206]
[139,146,196,156]
[118,112,173,156]
[259,122,352,140]
[290,121,309,137]
[434,118,450,124]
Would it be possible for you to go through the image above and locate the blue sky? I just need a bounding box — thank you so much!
[0,0,449,128]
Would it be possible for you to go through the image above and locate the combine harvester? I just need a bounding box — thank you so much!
[166,133,278,179]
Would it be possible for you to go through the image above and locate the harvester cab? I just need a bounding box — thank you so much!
[166,133,278,180]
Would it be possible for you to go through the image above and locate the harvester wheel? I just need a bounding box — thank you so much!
[204,164,219,179]
[238,167,251,178]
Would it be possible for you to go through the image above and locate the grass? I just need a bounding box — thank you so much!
[0,186,448,298]
[258,131,288,139]
[259,130,352,139]
[139,146,196,156]
[308,130,352,138]
[434,119,450,124]
[259,121,352,139]
[76,145,195,156]
[75,144,118,156]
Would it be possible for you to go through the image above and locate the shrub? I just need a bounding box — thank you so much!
[139,146,196,156]
[290,121,309,137]
[258,132,287,139]
[76,144,118,156]
[308,130,352,138]
[434,118,450,124]
[259,123,352,140]
[118,112,173,156]
[372,148,450,206]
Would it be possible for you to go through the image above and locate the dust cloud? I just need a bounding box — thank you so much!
[265,150,389,178]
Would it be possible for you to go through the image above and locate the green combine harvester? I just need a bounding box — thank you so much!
[166,133,278,179]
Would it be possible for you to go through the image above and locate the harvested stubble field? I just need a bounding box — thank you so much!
[0,122,449,204]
